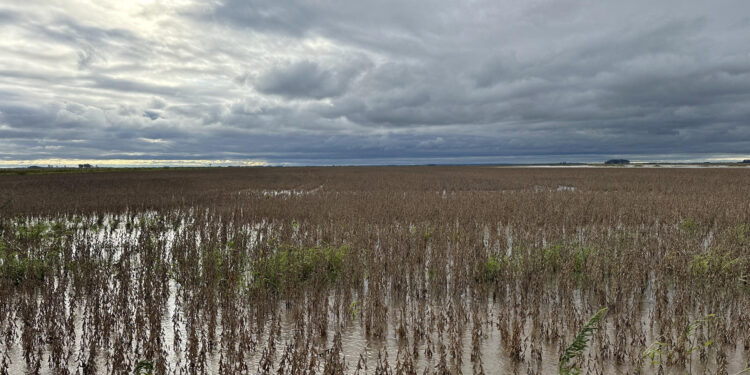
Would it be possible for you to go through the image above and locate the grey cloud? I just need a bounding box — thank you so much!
[149,98,167,109]
[211,1,313,37]
[2,0,750,164]
[255,59,371,99]
[31,14,138,46]
[77,44,102,70]
[0,9,19,23]
[143,110,161,120]
[87,75,181,96]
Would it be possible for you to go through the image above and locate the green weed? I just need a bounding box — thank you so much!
[134,360,154,375]
[689,250,742,278]
[252,244,348,292]
[543,243,563,272]
[0,250,51,285]
[559,307,608,375]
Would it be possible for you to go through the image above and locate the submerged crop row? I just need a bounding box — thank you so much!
[0,167,749,374]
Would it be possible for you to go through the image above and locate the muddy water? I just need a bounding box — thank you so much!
[6,284,748,374]
[2,214,748,374]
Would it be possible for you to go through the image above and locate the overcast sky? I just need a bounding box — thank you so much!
[1,0,749,166]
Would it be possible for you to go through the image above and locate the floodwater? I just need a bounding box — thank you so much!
[6,286,748,374]
[2,214,748,374]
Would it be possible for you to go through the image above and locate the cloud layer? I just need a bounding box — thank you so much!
[1,0,750,165]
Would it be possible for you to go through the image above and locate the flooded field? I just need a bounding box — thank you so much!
[1,167,749,374]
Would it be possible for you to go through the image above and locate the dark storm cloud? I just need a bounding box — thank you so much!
[2,0,750,164]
